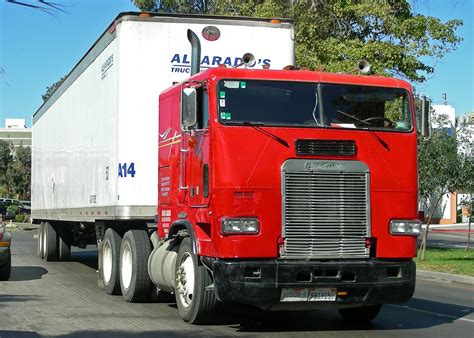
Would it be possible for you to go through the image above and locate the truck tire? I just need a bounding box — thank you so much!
[0,248,11,281]
[44,222,58,262]
[102,228,122,295]
[119,230,153,302]
[175,237,217,324]
[58,237,71,261]
[338,304,382,322]
[38,222,44,259]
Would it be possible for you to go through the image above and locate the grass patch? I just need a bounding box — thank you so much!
[417,247,474,277]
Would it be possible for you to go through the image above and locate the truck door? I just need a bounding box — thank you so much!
[188,87,210,207]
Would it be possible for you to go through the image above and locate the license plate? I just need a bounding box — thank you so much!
[280,287,337,302]
[280,287,309,302]
[308,287,337,301]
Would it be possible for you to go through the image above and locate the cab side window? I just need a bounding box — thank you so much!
[195,86,209,130]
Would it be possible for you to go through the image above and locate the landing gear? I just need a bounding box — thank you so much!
[175,238,217,324]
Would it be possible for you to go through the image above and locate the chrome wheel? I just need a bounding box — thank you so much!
[103,240,113,284]
[121,242,133,290]
[176,252,195,308]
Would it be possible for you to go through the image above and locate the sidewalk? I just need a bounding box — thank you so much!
[2,220,38,231]
[422,222,472,230]
[417,269,474,286]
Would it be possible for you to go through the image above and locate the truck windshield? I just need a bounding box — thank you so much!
[217,80,412,131]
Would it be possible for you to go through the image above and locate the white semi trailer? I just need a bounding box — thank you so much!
[32,12,294,318]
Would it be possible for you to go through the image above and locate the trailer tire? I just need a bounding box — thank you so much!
[175,237,217,324]
[338,304,382,322]
[0,248,11,281]
[38,222,44,259]
[44,222,58,262]
[58,237,71,261]
[119,230,153,302]
[102,228,122,295]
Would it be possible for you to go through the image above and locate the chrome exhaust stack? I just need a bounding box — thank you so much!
[187,29,201,75]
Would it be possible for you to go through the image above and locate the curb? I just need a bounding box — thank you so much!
[3,222,38,231]
[417,269,474,286]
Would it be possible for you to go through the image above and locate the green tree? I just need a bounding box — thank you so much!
[5,147,31,200]
[418,115,473,260]
[131,0,462,83]
[0,141,13,194]
[132,0,211,13]
[42,76,65,102]
[0,142,31,199]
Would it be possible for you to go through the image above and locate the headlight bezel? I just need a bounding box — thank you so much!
[389,219,422,236]
[221,217,260,235]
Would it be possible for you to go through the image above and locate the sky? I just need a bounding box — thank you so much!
[0,0,472,128]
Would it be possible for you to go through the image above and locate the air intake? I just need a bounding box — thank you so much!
[296,139,356,156]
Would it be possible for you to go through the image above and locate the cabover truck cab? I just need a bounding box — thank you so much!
[153,66,422,322]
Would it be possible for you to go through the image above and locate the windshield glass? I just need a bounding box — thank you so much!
[217,80,412,131]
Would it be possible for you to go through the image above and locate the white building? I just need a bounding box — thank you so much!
[5,118,27,129]
[0,118,32,147]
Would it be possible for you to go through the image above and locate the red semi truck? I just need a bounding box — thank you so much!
[146,36,427,322]
[33,13,430,325]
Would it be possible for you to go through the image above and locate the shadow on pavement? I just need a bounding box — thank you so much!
[226,297,474,333]
[8,266,48,281]
[70,249,98,270]
[0,331,201,338]
[0,331,42,338]
[0,294,44,310]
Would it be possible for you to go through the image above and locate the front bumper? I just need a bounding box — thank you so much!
[211,259,415,310]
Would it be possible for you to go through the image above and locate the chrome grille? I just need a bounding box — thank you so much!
[282,160,370,259]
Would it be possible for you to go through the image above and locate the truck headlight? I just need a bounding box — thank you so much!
[221,218,259,235]
[390,220,421,236]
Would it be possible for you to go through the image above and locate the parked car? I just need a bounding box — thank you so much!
[0,223,12,280]
[0,201,15,220]
[0,198,31,215]
[20,200,31,208]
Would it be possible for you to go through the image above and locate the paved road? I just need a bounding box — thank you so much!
[421,224,473,249]
[0,231,473,337]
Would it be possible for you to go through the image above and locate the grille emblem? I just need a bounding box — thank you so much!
[304,161,346,171]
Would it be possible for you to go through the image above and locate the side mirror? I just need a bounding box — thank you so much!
[181,87,197,130]
[421,96,431,138]
[415,95,431,138]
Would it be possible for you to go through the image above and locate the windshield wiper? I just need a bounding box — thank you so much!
[312,91,322,126]
[336,110,370,126]
[335,110,390,151]
[242,121,290,148]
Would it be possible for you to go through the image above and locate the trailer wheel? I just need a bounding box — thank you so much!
[58,237,71,261]
[338,304,382,322]
[175,237,217,324]
[0,248,11,281]
[38,222,44,259]
[119,230,153,302]
[102,228,122,295]
[44,222,58,262]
